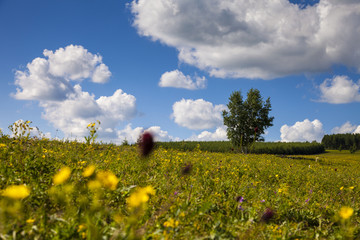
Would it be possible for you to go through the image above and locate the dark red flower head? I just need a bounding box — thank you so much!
[181,163,192,175]
[254,127,259,133]
[139,132,154,157]
[261,208,275,223]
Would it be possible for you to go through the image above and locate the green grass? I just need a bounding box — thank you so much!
[1,136,360,239]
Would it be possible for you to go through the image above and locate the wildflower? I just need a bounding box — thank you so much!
[78,224,86,232]
[96,171,119,190]
[87,180,102,190]
[349,186,355,190]
[0,143,6,148]
[126,186,155,208]
[82,165,96,177]
[181,163,192,175]
[163,218,179,228]
[138,132,154,157]
[236,196,244,203]
[53,167,71,185]
[340,186,344,191]
[339,206,354,220]
[26,218,35,224]
[2,185,30,199]
[261,208,275,223]
[254,127,259,133]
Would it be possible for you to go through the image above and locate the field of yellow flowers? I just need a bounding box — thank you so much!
[1,128,360,239]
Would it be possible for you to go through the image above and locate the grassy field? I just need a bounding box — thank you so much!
[1,135,360,239]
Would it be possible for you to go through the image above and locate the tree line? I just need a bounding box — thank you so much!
[156,141,325,155]
[321,133,360,153]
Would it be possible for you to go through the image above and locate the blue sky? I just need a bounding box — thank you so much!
[1,0,359,144]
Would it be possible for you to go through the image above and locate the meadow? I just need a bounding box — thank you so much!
[1,125,360,239]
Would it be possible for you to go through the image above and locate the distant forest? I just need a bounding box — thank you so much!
[321,133,360,151]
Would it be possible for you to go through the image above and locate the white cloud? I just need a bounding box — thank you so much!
[116,124,144,144]
[40,85,137,138]
[319,75,360,104]
[159,70,206,89]
[188,126,228,141]
[116,124,178,144]
[131,0,360,79]
[171,98,226,130]
[43,45,111,83]
[355,126,360,134]
[280,119,325,142]
[13,45,137,140]
[14,57,74,101]
[13,45,111,101]
[332,121,360,134]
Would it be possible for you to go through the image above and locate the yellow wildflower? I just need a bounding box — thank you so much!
[2,185,30,199]
[82,165,96,177]
[87,180,102,190]
[340,186,344,191]
[96,170,119,190]
[339,206,354,220]
[349,186,355,190]
[78,224,86,232]
[163,218,179,228]
[26,218,35,224]
[126,186,155,208]
[53,167,71,185]
[0,143,6,148]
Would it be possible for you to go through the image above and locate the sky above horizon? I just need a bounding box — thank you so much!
[1,0,360,144]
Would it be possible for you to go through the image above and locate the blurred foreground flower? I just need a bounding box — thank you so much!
[96,170,119,190]
[138,132,154,157]
[181,162,192,175]
[127,186,155,208]
[339,206,354,220]
[53,167,71,185]
[82,165,96,177]
[2,185,30,199]
[261,208,275,223]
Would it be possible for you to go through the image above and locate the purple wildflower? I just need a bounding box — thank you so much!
[236,196,244,203]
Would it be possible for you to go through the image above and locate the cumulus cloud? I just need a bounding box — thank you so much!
[13,45,111,101]
[171,99,226,130]
[40,85,137,138]
[131,0,360,79]
[280,119,325,142]
[319,75,360,104]
[355,126,360,134]
[187,126,228,141]
[116,124,178,144]
[159,70,206,89]
[13,45,137,140]
[331,121,360,134]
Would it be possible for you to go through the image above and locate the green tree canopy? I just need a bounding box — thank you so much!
[223,88,274,153]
